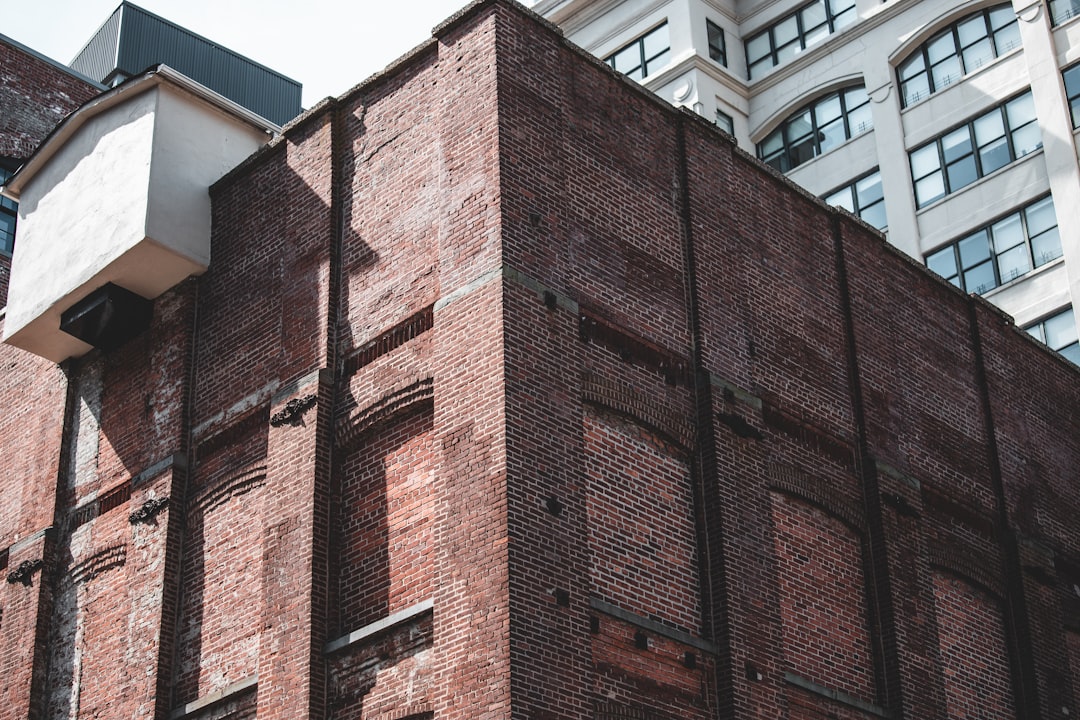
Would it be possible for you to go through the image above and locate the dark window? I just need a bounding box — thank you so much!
[716,110,735,135]
[1064,63,1080,127]
[606,23,671,82]
[897,4,1019,107]
[757,86,872,171]
[824,169,887,229]
[1050,0,1080,26]
[925,195,1061,294]
[707,20,727,66]
[909,91,1040,208]
[1025,307,1080,364]
[745,0,856,79]
[0,168,16,256]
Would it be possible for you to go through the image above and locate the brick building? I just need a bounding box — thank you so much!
[0,1,1078,719]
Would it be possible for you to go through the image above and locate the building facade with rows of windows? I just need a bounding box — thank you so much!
[533,0,1080,362]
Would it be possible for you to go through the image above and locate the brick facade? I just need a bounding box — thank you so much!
[0,2,1078,718]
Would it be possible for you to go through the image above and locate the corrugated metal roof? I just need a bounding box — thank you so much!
[69,2,302,125]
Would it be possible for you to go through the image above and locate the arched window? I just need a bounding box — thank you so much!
[757,86,872,172]
[897,4,1020,108]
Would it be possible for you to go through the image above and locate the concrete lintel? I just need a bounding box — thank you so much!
[169,675,257,720]
[324,599,434,655]
[784,672,889,717]
[589,597,717,655]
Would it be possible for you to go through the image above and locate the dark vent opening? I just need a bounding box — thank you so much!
[60,283,152,351]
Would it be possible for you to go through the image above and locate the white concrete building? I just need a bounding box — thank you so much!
[533,0,1080,363]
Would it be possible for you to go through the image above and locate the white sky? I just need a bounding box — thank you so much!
[1,0,532,108]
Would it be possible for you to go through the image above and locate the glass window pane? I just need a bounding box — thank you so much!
[956,15,989,48]
[931,55,964,89]
[1059,343,1080,364]
[804,25,831,47]
[643,49,670,75]
[846,103,872,136]
[964,260,997,293]
[775,41,800,64]
[774,16,799,46]
[826,187,855,212]
[993,22,1021,53]
[911,144,941,178]
[814,95,843,125]
[789,134,817,165]
[860,201,888,230]
[802,1,828,30]
[950,153,984,191]
[996,244,1031,283]
[974,112,1005,145]
[942,127,973,163]
[708,21,726,64]
[855,172,883,205]
[1026,323,1045,342]
[828,0,856,17]
[1010,123,1042,157]
[902,74,931,106]
[611,45,641,74]
[1024,196,1057,237]
[991,213,1024,251]
[643,25,670,59]
[749,57,773,79]
[899,53,926,81]
[927,33,958,65]
[747,33,771,63]
[958,230,991,265]
[927,246,958,279]
[915,172,946,206]
[818,117,847,152]
[1032,227,1063,266]
[832,5,856,29]
[1006,93,1037,128]
[979,137,1010,175]
[1045,309,1078,349]
[962,38,995,73]
[989,5,1016,30]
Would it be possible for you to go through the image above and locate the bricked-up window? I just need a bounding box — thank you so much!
[716,109,734,135]
[897,4,1019,108]
[932,572,1016,718]
[707,19,727,66]
[0,168,17,255]
[1063,62,1080,127]
[770,492,875,700]
[606,23,670,82]
[757,86,872,172]
[744,0,856,79]
[909,91,1041,208]
[824,169,887,229]
[1025,307,1080,364]
[1051,0,1080,25]
[925,195,1061,293]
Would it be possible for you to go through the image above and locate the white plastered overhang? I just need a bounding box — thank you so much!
[1,66,279,363]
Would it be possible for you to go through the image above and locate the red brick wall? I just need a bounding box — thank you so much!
[335,406,434,632]
[770,492,874,701]
[1,3,1080,720]
[932,571,1016,718]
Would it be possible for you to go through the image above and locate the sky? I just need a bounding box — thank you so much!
[1,0,533,108]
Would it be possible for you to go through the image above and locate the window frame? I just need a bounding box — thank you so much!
[1024,307,1080,364]
[715,109,735,135]
[757,85,873,172]
[1050,0,1080,26]
[924,194,1061,295]
[909,91,1041,208]
[823,168,887,230]
[605,22,671,82]
[0,167,17,256]
[744,0,857,79]
[1063,62,1080,128]
[896,4,1020,108]
[707,19,727,67]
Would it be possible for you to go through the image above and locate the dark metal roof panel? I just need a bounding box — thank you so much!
[72,3,302,125]
[69,6,122,85]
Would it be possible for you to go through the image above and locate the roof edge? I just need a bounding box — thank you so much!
[3,65,280,200]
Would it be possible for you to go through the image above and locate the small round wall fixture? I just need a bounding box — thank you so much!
[674,79,694,102]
